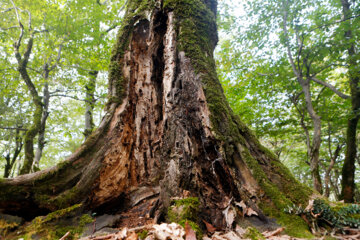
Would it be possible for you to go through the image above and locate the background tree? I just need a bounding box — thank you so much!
[216,0,357,197]
[340,0,360,203]
[0,0,124,174]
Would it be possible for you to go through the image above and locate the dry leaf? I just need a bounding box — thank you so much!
[185,221,197,240]
[234,201,246,210]
[222,231,242,240]
[235,225,246,236]
[245,207,258,217]
[125,232,138,240]
[262,227,285,238]
[223,206,236,228]
[235,201,247,217]
[202,220,216,233]
[151,223,185,240]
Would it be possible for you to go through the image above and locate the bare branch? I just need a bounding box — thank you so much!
[26,66,41,74]
[49,43,64,71]
[65,65,93,72]
[309,13,360,33]
[310,77,350,99]
[0,126,28,131]
[0,67,16,72]
[50,94,90,103]
[0,26,20,31]
[32,29,49,35]
[311,63,347,77]
[282,2,301,80]
[1,7,16,13]
[9,0,24,50]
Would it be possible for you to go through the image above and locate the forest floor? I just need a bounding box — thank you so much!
[76,222,360,240]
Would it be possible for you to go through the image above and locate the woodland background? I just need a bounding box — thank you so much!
[0,0,359,201]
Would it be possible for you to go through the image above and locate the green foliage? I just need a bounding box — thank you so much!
[285,199,360,231]
[0,0,125,174]
[216,0,359,195]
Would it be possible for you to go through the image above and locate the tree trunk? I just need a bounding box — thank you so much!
[340,0,360,203]
[33,76,50,172]
[301,79,323,194]
[0,0,313,229]
[282,2,323,194]
[84,71,98,139]
[15,37,43,175]
[3,129,23,178]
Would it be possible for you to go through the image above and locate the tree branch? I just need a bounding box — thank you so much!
[10,0,24,51]
[0,25,20,31]
[0,126,28,131]
[308,13,360,33]
[50,94,90,103]
[310,77,350,99]
[282,1,301,80]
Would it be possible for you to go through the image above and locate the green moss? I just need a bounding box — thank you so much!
[107,0,155,107]
[167,197,202,239]
[168,197,200,222]
[15,205,93,240]
[0,219,19,236]
[243,227,265,240]
[43,204,82,222]
[138,230,149,239]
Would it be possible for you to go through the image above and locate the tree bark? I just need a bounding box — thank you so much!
[84,71,98,139]
[0,0,313,228]
[340,0,360,203]
[32,68,50,172]
[15,36,44,175]
[3,129,23,178]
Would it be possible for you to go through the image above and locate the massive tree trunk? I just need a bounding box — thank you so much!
[0,0,313,231]
[340,0,360,203]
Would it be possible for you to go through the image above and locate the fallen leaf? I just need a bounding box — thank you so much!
[262,227,285,238]
[202,220,216,233]
[152,223,185,240]
[125,232,138,240]
[185,221,197,240]
[234,201,246,210]
[235,201,247,217]
[223,206,236,228]
[245,207,258,217]
[235,225,245,236]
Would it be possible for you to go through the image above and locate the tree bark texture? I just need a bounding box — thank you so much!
[340,0,360,203]
[84,71,98,139]
[0,0,313,228]
[33,75,50,172]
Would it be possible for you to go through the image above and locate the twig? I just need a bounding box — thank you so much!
[263,227,285,237]
[59,231,70,240]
